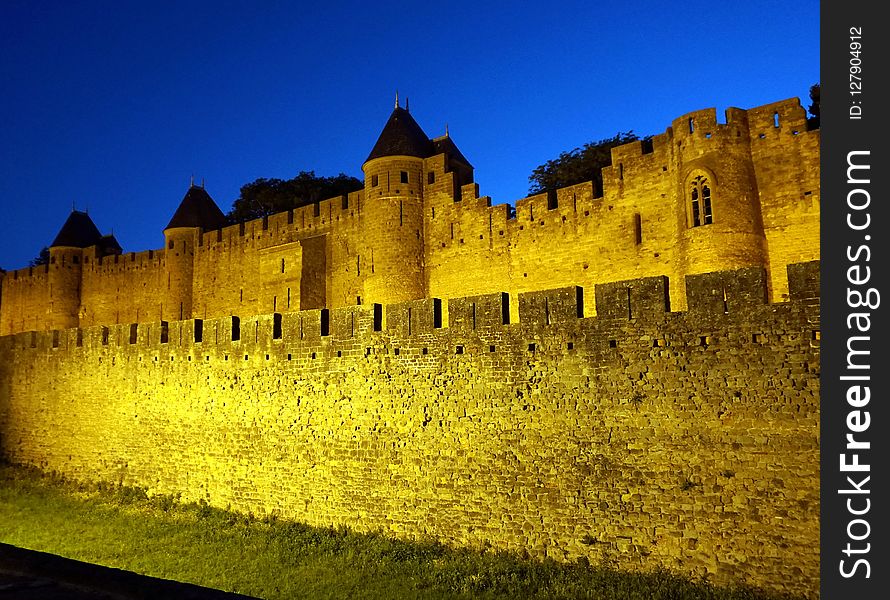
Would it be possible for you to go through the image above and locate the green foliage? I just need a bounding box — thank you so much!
[528,132,641,196]
[807,83,820,129]
[110,484,149,505]
[227,171,363,224]
[0,462,805,600]
[29,246,50,267]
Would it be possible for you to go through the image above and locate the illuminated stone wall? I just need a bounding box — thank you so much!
[0,262,820,597]
[422,98,820,313]
[0,98,819,336]
[78,247,167,325]
[0,266,49,335]
[188,192,364,318]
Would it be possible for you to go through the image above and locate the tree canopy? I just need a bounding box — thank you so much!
[227,171,363,223]
[528,131,641,196]
[29,246,49,267]
[807,83,820,129]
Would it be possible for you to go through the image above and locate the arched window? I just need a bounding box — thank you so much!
[689,174,713,227]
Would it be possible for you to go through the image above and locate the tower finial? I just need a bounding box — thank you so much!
[201,177,205,189]
[395,90,399,109]
[405,96,409,112]
[445,123,449,137]
[190,174,194,187]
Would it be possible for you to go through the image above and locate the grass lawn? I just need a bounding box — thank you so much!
[0,463,801,600]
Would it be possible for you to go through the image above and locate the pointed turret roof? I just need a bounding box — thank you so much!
[50,210,103,248]
[432,134,473,169]
[366,106,433,163]
[165,184,227,231]
[98,233,122,256]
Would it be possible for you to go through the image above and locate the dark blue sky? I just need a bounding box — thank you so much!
[0,1,819,271]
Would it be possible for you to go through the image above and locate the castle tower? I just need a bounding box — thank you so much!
[671,108,768,285]
[47,210,101,330]
[163,183,226,321]
[360,99,430,304]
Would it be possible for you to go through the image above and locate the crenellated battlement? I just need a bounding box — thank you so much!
[452,97,817,211]
[422,97,817,315]
[0,97,822,597]
[1,263,50,284]
[0,258,821,597]
[1,97,819,345]
[197,189,364,251]
[8,261,819,358]
[83,247,164,272]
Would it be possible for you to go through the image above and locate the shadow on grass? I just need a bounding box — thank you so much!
[0,462,807,600]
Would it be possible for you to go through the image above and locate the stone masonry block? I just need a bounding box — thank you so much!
[330,304,380,340]
[518,286,584,325]
[386,298,442,337]
[685,266,768,315]
[296,309,324,341]
[448,292,509,331]
[594,276,669,320]
[786,261,820,301]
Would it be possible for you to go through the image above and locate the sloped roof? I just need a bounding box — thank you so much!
[432,135,473,169]
[99,234,122,255]
[165,185,227,231]
[50,211,103,248]
[366,107,433,162]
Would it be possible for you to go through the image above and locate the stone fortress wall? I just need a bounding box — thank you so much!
[424,99,819,314]
[0,262,820,596]
[0,98,819,335]
[0,97,821,596]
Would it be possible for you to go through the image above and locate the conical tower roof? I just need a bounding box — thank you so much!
[50,210,103,248]
[165,184,227,231]
[432,134,473,169]
[365,106,432,163]
[99,233,122,256]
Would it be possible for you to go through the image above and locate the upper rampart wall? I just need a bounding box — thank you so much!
[743,100,821,297]
[0,189,369,335]
[422,98,818,312]
[0,98,819,336]
[79,247,166,325]
[191,188,366,318]
[0,265,50,335]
